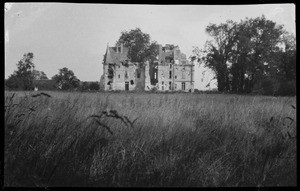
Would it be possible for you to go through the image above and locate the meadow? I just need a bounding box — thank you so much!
[4,91,297,187]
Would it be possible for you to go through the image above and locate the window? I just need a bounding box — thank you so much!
[175,83,177,89]
[137,71,140,78]
[130,80,134,85]
[169,71,172,79]
[125,82,129,91]
[169,82,172,90]
[182,82,185,90]
[175,75,177,79]
[125,71,128,79]
[169,64,172,69]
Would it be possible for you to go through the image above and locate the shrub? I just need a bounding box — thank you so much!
[275,80,296,96]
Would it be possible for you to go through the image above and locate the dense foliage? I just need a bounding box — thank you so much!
[51,67,80,90]
[191,15,296,95]
[116,28,159,64]
[5,53,50,90]
[6,53,35,90]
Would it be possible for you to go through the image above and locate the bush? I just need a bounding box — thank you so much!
[275,80,296,96]
[89,82,100,91]
[260,78,275,95]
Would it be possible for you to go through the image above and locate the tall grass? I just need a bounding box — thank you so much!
[4,91,296,187]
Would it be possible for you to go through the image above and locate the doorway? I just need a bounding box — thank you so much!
[125,82,129,91]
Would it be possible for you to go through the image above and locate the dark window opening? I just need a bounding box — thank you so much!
[175,75,177,79]
[125,82,129,91]
[118,74,120,78]
[137,71,141,78]
[108,65,114,79]
[169,71,172,79]
[169,82,172,90]
[130,80,134,85]
[182,82,185,90]
[121,61,129,67]
[107,81,112,90]
[150,62,158,85]
[125,71,128,79]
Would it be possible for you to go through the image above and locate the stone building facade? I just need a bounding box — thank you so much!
[101,43,194,92]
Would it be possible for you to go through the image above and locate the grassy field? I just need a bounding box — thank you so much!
[4,91,297,187]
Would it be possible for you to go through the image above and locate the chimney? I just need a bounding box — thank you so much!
[158,44,162,62]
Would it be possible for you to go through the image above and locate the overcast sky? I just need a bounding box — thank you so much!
[5,3,295,90]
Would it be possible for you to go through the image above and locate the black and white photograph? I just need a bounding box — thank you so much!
[4,3,296,187]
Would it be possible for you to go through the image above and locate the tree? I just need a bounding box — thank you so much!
[52,67,80,90]
[80,81,89,91]
[241,16,285,93]
[191,20,239,92]
[116,28,158,64]
[192,15,290,94]
[6,52,35,90]
[33,70,48,80]
[89,82,100,91]
[273,32,296,96]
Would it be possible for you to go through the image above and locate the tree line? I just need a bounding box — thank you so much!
[191,15,296,96]
[5,53,99,91]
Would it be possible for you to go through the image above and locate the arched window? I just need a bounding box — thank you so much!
[182,82,185,90]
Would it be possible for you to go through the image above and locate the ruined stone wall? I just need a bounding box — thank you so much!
[103,44,194,92]
[113,63,136,91]
[157,65,173,91]
[103,64,113,91]
[135,63,146,91]
[145,62,154,90]
[173,65,194,92]
[99,74,105,91]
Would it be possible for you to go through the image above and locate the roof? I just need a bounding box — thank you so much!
[103,46,129,65]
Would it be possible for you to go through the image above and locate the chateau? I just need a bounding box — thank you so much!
[101,43,194,92]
